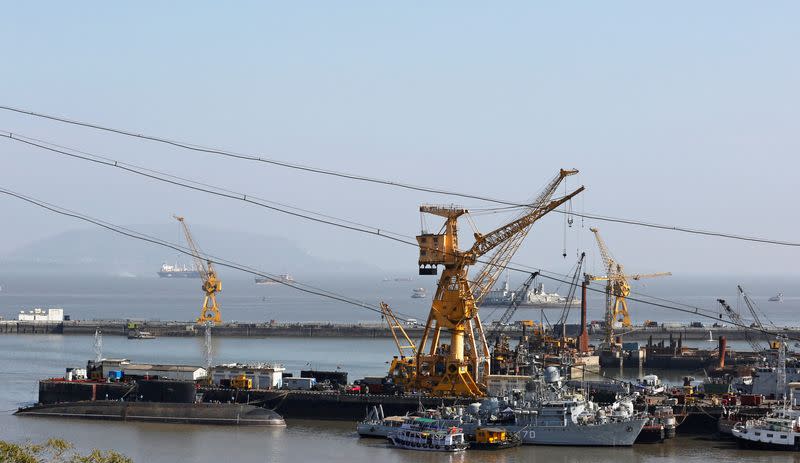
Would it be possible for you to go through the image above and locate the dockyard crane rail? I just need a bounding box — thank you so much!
[403,169,584,397]
[174,215,223,324]
[587,227,671,346]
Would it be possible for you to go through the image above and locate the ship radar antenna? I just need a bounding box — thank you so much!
[93,328,103,362]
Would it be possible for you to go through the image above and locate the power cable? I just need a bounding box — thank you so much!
[0,186,419,321]
[2,104,799,248]
[1,132,793,342]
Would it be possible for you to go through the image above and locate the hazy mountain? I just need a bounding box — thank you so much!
[0,224,380,278]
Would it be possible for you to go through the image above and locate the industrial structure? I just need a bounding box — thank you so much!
[586,227,671,346]
[388,169,583,397]
[175,215,223,324]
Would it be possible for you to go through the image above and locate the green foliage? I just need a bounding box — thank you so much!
[0,439,131,463]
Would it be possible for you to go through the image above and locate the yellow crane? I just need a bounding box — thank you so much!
[400,169,584,397]
[174,215,222,324]
[586,227,670,346]
[382,302,418,390]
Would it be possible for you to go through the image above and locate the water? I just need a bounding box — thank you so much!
[0,273,797,326]
[1,334,797,463]
[1,274,799,461]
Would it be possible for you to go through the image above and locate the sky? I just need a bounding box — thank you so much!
[0,2,798,277]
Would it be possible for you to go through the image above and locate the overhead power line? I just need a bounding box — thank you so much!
[1,184,794,344]
[1,129,792,335]
[0,186,414,320]
[2,104,799,248]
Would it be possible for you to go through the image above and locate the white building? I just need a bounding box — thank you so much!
[92,359,207,381]
[211,363,285,389]
[18,308,64,322]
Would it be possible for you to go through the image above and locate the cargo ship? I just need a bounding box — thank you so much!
[157,263,200,278]
[255,274,294,285]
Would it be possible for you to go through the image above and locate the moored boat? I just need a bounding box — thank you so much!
[388,417,468,452]
[732,409,800,450]
[469,427,521,450]
[356,405,407,437]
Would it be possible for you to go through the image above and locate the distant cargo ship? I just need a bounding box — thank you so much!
[255,274,295,285]
[481,280,580,308]
[157,263,201,278]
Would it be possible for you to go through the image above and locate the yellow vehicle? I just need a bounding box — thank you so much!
[471,427,521,450]
[231,375,252,390]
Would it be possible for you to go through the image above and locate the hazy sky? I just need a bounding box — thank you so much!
[1,2,798,277]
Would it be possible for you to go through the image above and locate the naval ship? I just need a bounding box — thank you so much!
[481,277,581,308]
[157,263,200,278]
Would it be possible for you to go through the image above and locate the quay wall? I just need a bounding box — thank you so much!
[1,319,798,342]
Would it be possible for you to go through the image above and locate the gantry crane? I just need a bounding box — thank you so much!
[586,227,670,346]
[174,215,222,324]
[399,169,583,397]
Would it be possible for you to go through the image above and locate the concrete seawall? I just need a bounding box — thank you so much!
[0,319,796,342]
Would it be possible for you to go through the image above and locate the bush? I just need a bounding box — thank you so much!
[0,438,132,463]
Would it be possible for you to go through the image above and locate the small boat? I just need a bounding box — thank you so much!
[635,419,665,443]
[411,288,427,299]
[769,293,784,303]
[357,405,407,437]
[388,417,468,452]
[127,330,156,340]
[732,408,800,450]
[469,427,521,450]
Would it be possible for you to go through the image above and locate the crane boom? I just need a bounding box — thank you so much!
[485,272,539,342]
[717,298,764,353]
[174,215,222,324]
[401,169,584,397]
[738,285,766,330]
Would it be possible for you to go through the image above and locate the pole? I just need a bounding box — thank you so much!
[579,281,589,353]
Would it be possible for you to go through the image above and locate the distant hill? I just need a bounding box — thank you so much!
[0,224,379,277]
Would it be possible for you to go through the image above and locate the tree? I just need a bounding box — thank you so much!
[0,439,131,463]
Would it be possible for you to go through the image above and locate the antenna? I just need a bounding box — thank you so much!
[93,329,103,362]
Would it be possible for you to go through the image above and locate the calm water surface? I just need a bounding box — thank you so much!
[1,334,799,463]
[1,274,800,461]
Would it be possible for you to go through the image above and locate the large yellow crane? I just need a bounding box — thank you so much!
[401,169,584,397]
[586,227,670,346]
[174,215,222,324]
